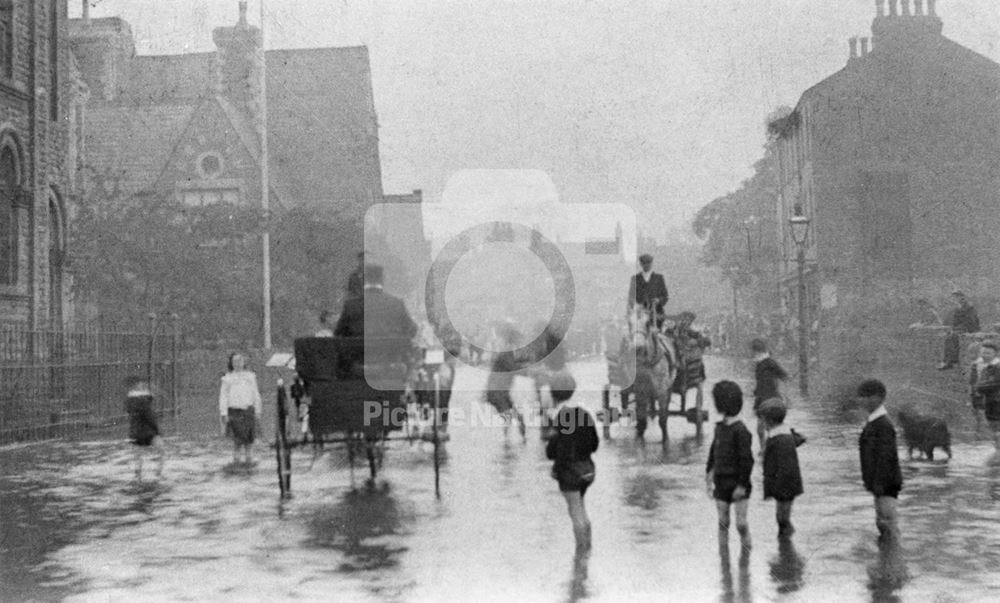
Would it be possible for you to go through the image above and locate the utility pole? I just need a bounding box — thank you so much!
[259,0,272,349]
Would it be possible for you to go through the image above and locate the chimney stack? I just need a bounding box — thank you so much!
[861,37,870,56]
[876,0,885,17]
[901,0,911,16]
[213,2,263,118]
[888,0,898,16]
[927,0,936,16]
[82,0,89,23]
[849,37,859,60]
[914,0,924,16]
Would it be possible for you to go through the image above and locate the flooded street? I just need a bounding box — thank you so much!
[3,356,1000,602]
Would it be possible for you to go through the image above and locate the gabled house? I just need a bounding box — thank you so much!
[69,2,385,244]
[770,0,1000,314]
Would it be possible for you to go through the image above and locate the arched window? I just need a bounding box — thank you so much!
[49,190,64,325]
[0,143,20,285]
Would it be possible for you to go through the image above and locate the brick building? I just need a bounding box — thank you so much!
[68,2,393,253]
[0,0,82,328]
[771,0,1000,320]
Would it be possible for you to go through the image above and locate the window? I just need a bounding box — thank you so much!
[0,144,19,285]
[48,192,64,324]
[181,188,239,207]
[0,0,13,80]
[198,153,223,178]
[49,0,58,120]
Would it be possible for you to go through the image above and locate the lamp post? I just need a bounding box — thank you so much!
[789,206,811,396]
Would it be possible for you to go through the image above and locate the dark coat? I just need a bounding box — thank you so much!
[753,356,788,407]
[334,287,417,340]
[628,272,669,314]
[763,432,803,501]
[859,415,903,498]
[333,288,417,381]
[706,420,754,489]
[346,268,364,298]
[950,304,980,333]
[975,362,1000,421]
[545,405,599,469]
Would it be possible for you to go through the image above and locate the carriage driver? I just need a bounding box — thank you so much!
[335,264,417,341]
[627,254,670,328]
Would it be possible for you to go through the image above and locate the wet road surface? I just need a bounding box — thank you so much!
[3,356,1000,601]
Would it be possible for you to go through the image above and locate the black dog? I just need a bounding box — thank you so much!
[897,409,952,461]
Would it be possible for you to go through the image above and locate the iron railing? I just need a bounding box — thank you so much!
[0,319,179,444]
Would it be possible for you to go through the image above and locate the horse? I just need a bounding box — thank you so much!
[619,306,677,439]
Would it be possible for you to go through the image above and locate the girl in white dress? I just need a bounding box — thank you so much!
[219,352,263,464]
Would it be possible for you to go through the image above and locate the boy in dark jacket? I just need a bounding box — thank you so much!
[758,398,804,539]
[706,380,754,551]
[750,338,788,450]
[972,343,1000,450]
[857,379,903,542]
[124,376,165,481]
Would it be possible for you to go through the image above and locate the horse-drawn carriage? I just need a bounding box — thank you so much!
[271,335,451,498]
[600,309,710,439]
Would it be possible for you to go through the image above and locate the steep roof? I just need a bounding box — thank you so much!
[93,45,382,209]
[84,102,197,195]
[265,47,381,207]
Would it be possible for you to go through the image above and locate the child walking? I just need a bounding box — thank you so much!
[706,380,754,551]
[546,371,599,555]
[219,352,263,465]
[857,379,903,543]
[124,376,165,481]
[758,398,804,538]
[972,342,1000,450]
[750,338,788,450]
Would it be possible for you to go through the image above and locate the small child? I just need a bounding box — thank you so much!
[124,376,164,481]
[758,398,805,539]
[706,380,754,551]
[857,379,903,543]
[750,338,788,450]
[972,343,1000,450]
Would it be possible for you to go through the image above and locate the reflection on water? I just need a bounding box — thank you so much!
[867,535,909,601]
[718,540,752,603]
[304,483,411,572]
[565,552,589,603]
[768,537,805,595]
[4,358,1000,601]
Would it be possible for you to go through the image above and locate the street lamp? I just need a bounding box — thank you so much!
[789,205,810,396]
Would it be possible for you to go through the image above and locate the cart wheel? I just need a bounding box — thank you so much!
[367,440,378,481]
[601,384,612,438]
[695,385,705,438]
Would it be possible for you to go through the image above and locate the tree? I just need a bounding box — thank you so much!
[691,107,791,316]
[71,170,380,348]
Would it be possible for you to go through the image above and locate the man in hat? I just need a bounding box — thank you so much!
[627,254,669,327]
[335,264,417,341]
[938,290,980,369]
[346,252,365,299]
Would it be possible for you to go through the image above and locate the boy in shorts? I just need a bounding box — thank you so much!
[124,376,165,481]
[706,380,754,550]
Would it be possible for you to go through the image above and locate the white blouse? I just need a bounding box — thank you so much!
[219,370,263,416]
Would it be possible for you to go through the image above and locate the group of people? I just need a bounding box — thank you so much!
[544,331,907,561]
[125,350,264,480]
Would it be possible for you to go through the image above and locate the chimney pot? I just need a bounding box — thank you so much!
[914,0,924,16]
[861,37,870,56]
[888,0,898,16]
[901,0,911,16]
[876,0,885,17]
[238,1,248,28]
[927,0,936,16]
[849,37,859,59]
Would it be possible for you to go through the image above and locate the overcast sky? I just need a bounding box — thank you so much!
[74,0,999,243]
